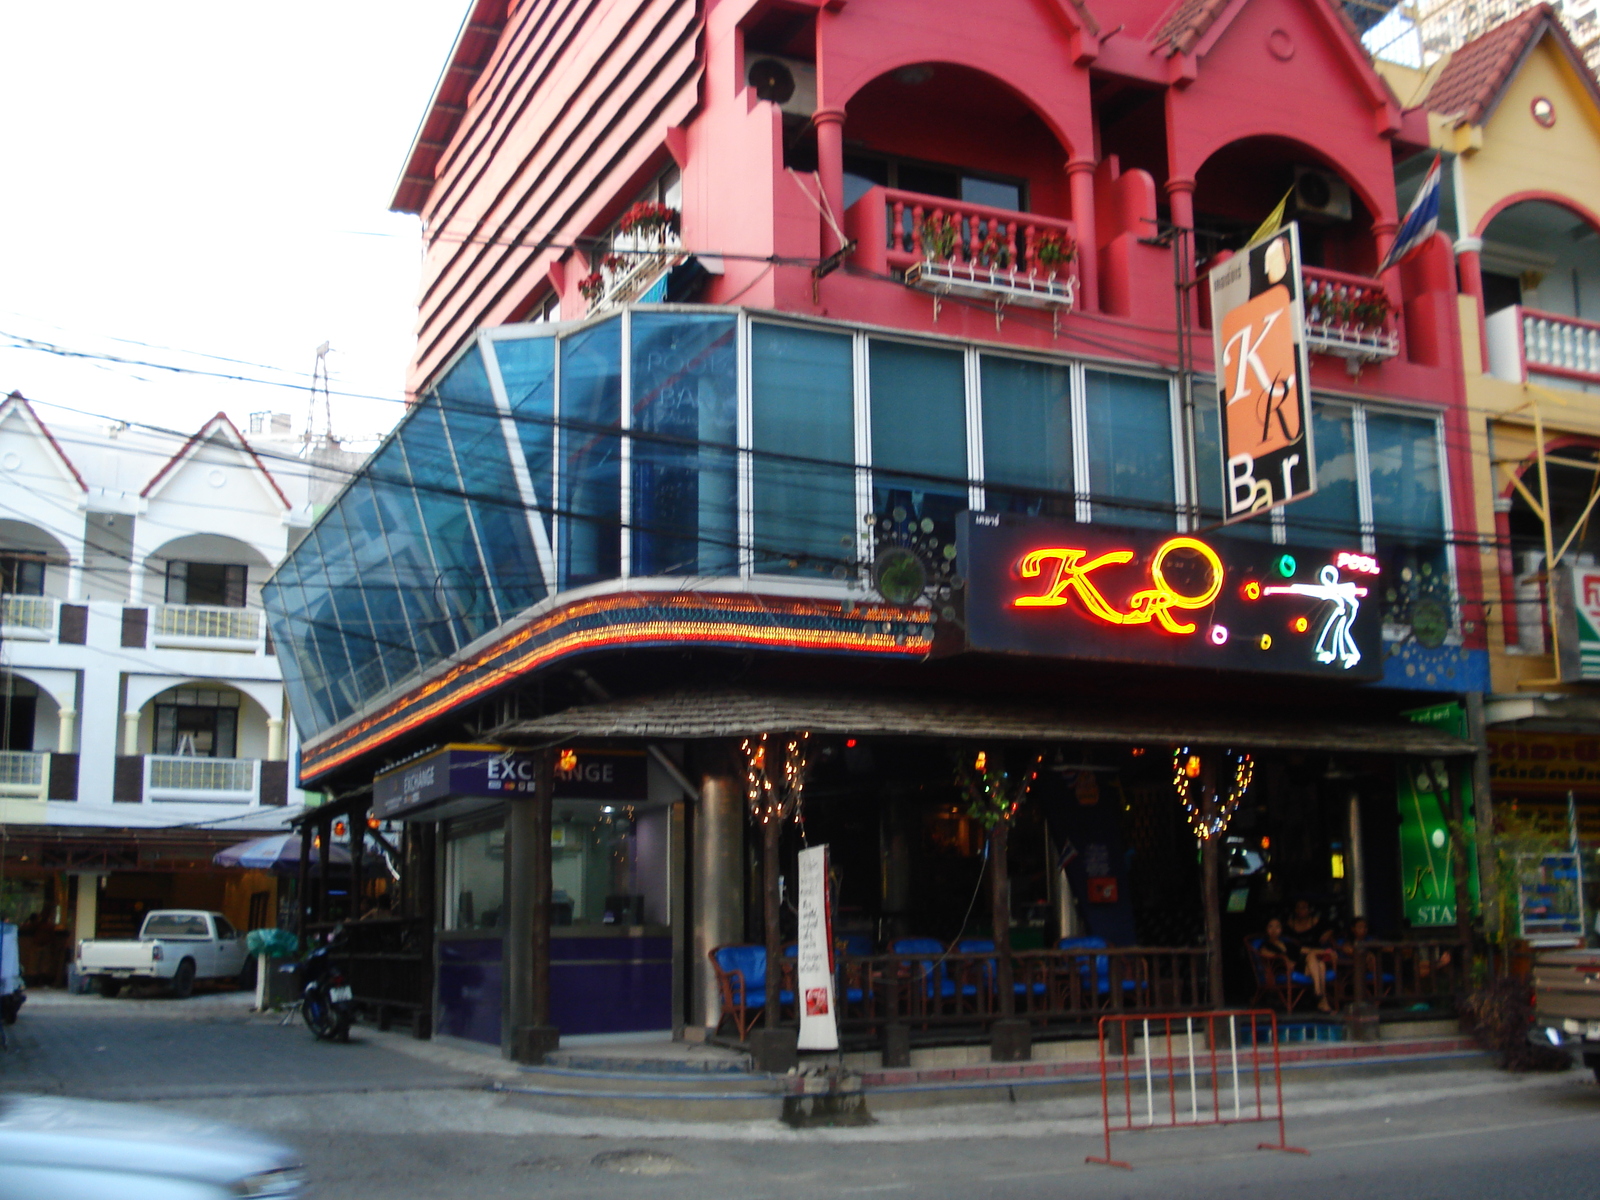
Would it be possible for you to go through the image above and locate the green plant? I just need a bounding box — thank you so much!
[918,213,959,262]
[977,229,1012,269]
[577,271,606,304]
[1034,229,1076,270]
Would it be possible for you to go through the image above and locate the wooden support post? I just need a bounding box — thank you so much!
[762,812,782,1031]
[1201,758,1224,1008]
[504,750,557,1062]
[295,821,312,940]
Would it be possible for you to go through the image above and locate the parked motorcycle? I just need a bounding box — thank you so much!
[297,927,354,1042]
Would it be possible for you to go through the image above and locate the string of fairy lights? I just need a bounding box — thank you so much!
[1171,746,1256,841]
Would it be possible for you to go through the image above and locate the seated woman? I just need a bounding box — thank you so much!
[1260,915,1335,1013]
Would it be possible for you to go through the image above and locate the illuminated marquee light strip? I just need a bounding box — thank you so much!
[300,595,932,780]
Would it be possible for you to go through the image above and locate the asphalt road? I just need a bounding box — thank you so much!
[7,990,1600,1199]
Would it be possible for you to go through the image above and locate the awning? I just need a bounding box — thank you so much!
[496,688,1477,757]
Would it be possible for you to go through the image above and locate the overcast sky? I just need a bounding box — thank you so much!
[0,2,467,449]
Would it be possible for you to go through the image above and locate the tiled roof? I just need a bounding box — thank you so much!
[1156,0,1233,56]
[1422,3,1600,125]
[1423,5,1547,123]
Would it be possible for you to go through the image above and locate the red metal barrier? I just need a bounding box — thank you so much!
[1086,1009,1308,1169]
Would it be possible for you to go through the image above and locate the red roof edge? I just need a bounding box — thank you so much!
[139,411,292,510]
[389,0,510,216]
[0,391,89,492]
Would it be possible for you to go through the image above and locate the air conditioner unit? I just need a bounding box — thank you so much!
[1290,166,1352,223]
[745,55,817,118]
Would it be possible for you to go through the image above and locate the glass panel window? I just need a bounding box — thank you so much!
[262,558,334,736]
[1194,399,1274,541]
[398,398,496,645]
[1083,370,1175,529]
[343,477,422,688]
[153,702,238,758]
[1366,411,1444,541]
[629,314,739,577]
[495,335,557,547]
[166,562,246,607]
[1284,402,1361,548]
[551,801,637,927]
[559,319,624,588]
[438,371,546,617]
[445,819,505,931]
[366,439,453,665]
[0,555,45,596]
[293,530,357,727]
[751,324,857,577]
[980,355,1072,517]
[1366,409,1449,608]
[869,340,968,545]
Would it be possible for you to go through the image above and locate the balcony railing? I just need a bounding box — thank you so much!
[1301,266,1399,362]
[0,594,55,640]
[145,755,259,803]
[151,604,262,649]
[848,186,1078,312]
[0,750,47,799]
[1520,307,1600,384]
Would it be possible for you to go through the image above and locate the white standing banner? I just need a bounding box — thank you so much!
[795,843,838,1051]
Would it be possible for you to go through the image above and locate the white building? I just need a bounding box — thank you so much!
[0,392,354,982]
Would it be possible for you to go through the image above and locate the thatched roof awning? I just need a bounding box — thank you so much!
[496,689,1475,757]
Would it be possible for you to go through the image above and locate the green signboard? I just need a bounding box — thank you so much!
[1398,703,1480,927]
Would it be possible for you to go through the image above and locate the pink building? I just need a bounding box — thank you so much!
[266,0,1485,1065]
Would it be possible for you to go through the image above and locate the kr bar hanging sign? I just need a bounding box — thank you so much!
[1208,223,1317,521]
[957,512,1381,680]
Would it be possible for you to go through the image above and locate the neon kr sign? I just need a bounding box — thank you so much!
[1005,533,1375,672]
[1016,537,1223,634]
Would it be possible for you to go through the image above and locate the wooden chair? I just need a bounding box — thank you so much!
[708,944,792,1040]
[1244,936,1305,1012]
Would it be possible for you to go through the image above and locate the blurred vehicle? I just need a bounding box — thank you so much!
[1528,946,1600,1081]
[77,910,250,999]
[0,1094,307,1199]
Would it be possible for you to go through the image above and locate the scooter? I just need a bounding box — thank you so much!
[297,926,354,1042]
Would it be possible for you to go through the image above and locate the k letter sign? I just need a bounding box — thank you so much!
[1208,224,1317,521]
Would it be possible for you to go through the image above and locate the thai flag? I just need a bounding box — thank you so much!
[1377,154,1442,273]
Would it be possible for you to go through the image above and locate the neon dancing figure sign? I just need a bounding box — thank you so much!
[960,513,1382,679]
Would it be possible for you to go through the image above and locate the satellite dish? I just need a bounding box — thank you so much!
[747,58,796,105]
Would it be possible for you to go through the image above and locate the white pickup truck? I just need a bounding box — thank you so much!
[77,910,251,999]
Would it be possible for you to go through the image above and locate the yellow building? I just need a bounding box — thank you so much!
[1382,4,1600,861]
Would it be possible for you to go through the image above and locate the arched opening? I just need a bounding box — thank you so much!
[145,533,272,609]
[834,64,1070,216]
[1480,199,1600,324]
[1193,137,1378,274]
[1505,441,1600,653]
[0,519,71,601]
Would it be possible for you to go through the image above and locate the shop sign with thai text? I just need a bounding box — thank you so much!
[1488,731,1600,796]
[1208,223,1317,521]
[957,513,1381,679]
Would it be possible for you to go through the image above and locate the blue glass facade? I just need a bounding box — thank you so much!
[265,306,1454,742]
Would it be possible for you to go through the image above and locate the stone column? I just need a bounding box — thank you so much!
[693,775,743,1031]
[1456,236,1489,373]
[813,108,848,258]
[57,708,76,754]
[267,717,285,761]
[121,711,140,756]
[1067,157,1098,312]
